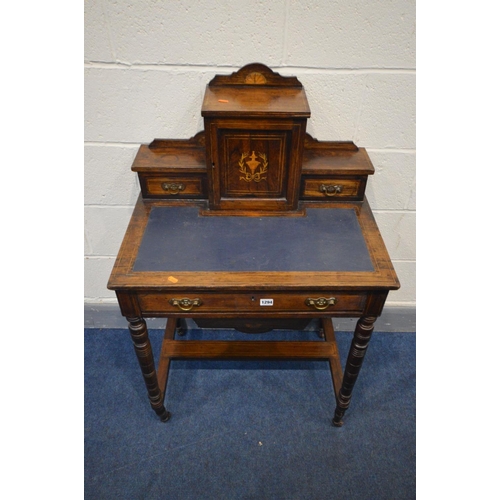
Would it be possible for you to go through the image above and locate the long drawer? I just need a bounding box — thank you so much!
[137,291,367,315]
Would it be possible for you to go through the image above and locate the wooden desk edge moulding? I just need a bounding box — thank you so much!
[107,63,400,427]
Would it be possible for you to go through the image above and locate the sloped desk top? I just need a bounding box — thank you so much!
[108,197,398,292]
[133,206,373,273]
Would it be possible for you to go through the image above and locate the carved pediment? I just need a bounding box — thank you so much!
[208,63,302,88]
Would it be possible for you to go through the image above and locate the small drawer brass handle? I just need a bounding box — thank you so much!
[305,297,337,310]
[169,297,203,311]
[161,182,185,195]
[320,184,343,196]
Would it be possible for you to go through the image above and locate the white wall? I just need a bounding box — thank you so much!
[84,0,416,317]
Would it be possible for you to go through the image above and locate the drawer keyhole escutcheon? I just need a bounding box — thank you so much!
[161,182,186,195]
[169,297,203,311]
[305,297,337,310]
[319,184,343,196]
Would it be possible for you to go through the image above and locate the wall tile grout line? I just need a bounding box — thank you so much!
[84,61,416,74]
[281,0,291,66]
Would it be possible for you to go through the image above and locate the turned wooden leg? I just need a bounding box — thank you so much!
[332,316,376,427]
[126,316,171,422]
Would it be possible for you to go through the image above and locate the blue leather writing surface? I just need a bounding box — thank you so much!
[133,207,373,272]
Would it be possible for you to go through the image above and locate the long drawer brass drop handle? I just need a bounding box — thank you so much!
[169,297,203,311]
[161,182,185,195]
[320,184,343,196]
[305,297,337,310]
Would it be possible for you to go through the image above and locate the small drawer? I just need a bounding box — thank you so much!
[138,291,367,315]
[301,177,366,200]
[140,175,206,198]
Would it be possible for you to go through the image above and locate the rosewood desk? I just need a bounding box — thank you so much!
[107,63,400,426]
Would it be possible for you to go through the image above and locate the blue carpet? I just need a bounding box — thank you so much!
[85,327,415,499]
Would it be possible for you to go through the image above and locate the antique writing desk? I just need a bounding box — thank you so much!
[107,64,400,426]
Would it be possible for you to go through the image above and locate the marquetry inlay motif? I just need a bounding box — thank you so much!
[244,72,267,84]
[238,151,268,183]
